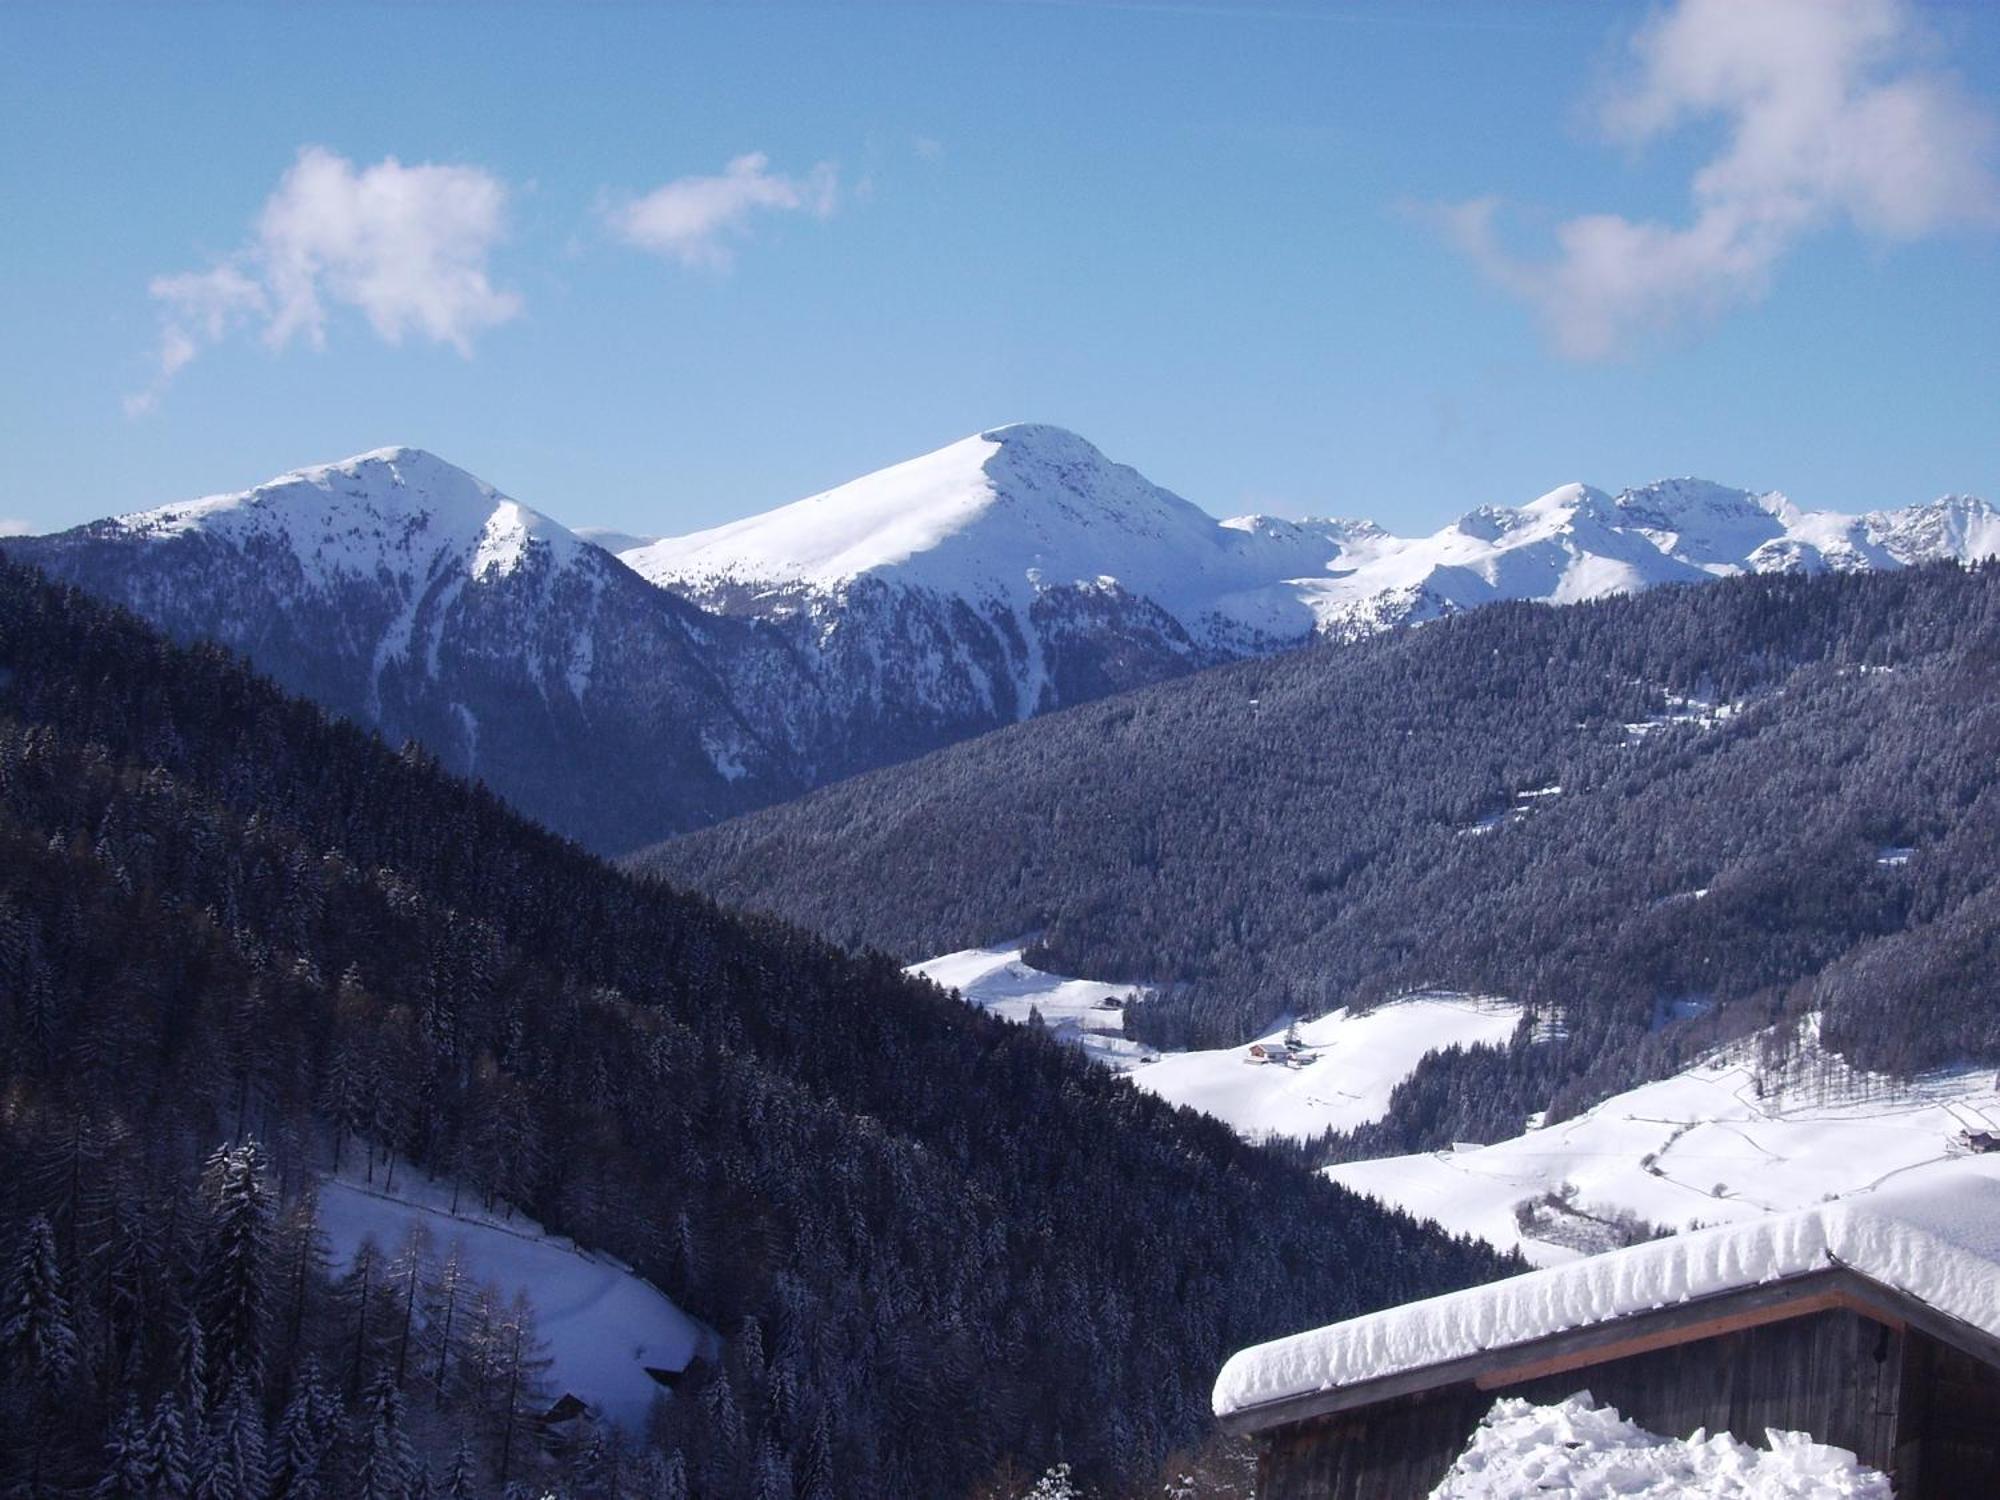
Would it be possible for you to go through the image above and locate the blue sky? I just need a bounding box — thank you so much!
[2,0,1996,538]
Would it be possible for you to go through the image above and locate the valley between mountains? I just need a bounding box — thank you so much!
[8,426,2000,1497]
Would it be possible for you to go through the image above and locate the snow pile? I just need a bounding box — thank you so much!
[317,1161,711,1430]
[1213,1158,2000,1422]
[1327,1016,2000,1263]
[1429,1394,1890,1499]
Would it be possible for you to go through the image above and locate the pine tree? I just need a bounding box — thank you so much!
[194,1377,269,1500]
[440,1437,479,1500]
[386,1222,431,1391]
[0,1213,78,1390]
[419,1241,470,1408]
[351,1369,418,1500]
[92,1396,152,1500]
[197,1142,275,1397]
[146,1394,195,1500]
[270,1358,337,1500]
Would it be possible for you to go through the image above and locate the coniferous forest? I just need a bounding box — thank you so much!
[648,563,2000,1154]
[0,555,1505,1497]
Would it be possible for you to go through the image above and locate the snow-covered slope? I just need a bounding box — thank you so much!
[629,427,2000,659]
[17,430,1993,852]
[1327,1016,2000,1266]
[316,1160,712,1430]
[11,448,827,852]
[908,944,1523,1142]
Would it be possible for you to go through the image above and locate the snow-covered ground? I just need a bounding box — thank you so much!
[1328,1018,2000,1265]
[1430,1394,1889,1499]
[316,1159,712,1430]
[908,945,1522,1140]
[1134,996,1522,1142]
[909,944,1155,1069]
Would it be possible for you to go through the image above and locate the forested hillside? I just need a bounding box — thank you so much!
[0,555,1505,1497]
[646,563,2000,1146]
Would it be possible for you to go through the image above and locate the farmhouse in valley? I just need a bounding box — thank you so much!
[1213,1168,2000,1499]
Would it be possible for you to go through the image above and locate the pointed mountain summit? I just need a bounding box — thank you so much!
[101,445,593,591]
[625,423,1336,622]
[12,430,1996,853]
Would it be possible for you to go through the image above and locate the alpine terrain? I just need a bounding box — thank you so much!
[15,427,1996,856]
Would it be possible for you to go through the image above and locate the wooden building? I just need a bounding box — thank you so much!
[1212,1174,2000,1498]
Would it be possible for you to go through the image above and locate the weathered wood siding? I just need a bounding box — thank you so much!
[1259,1307,1903,1500]
[1895,1328,2000,1499]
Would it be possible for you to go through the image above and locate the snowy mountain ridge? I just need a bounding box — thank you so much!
[623,425,2000,650]
[13,427,1994,853]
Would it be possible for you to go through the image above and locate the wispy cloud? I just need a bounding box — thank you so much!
[1439,0,1999,360]
[129,147,521,414]
[606,153,838,270]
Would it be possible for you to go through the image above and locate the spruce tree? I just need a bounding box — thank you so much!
[0,1213,78,1390]
[197,1143,274,1397]
[92,1396,151,1500]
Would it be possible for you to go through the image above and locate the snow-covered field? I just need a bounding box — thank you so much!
[1430,1394,1889,1499]
[1134,995,1522,1142]
[908,945,1522,1140]
[909,944,1156,1069]
[1329,1018,2000,1264]
[316,1160,712,1429]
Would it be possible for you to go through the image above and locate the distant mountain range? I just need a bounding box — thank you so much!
[11,424,1995,851]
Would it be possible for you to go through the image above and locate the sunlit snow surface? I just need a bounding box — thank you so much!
[316,1160,712,1430]
[1327,1017,2000,1265]
[907,944,1522,1140]
[1215,1157,2000,1421]
[1429,1394,1889,1499]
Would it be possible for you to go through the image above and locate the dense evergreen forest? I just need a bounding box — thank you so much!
[0,555,1504,1497]
[648,563,2000,1151]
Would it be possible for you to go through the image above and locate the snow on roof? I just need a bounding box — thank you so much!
[1214,1160,2000,1424]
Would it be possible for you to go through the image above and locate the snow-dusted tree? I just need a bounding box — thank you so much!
[195,1377,270,1500]
[440,1436,480,1500]
[177,1311,211,1416]
[795,1405,836,1500]
[385,1221,432,1390]
[419,1239,471,1407]
[270,1357,338,1500]
[334,1237,384,1401]
[1023,1462,1081,1500]
[751,1436,792,1500]
[481,1291,551,1489]
[0,1213,78,1390]
[197,1141,275,1396]
[351,1369,418,1500]
[92,1395,152,1500]
[146,1393,196,1500]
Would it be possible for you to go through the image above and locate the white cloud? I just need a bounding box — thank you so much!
[130,147,520,412]
[1442,0,1999,359]
[607,152,838,269]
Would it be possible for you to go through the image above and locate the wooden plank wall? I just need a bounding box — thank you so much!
[1259,1308,1902,1500]
[1896,1328,2000,1499]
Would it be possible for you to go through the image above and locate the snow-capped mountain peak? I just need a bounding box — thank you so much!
[106,445,587,584]
[621,423,1230,611]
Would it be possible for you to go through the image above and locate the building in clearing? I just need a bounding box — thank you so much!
[1212,1167,2000,1499]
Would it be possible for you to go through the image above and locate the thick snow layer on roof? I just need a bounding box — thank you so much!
[1214,1159,2000,1422]
[1430,1393,1890,1498]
